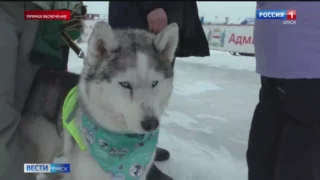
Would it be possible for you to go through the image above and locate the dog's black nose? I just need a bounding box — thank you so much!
[141,117,159,132]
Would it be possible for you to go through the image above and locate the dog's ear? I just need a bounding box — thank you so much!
[86,21,119,65]
[153,23,179,62]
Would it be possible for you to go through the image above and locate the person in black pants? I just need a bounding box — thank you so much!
[247,77,320,180]
[247,2,320,180]
[108,2,209,179]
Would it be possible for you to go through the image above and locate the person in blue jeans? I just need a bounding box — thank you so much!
[247,2,320,180]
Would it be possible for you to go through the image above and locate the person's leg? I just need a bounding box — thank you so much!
[246,77,286,180]
[171,57,176,68]
[0,3,39,180]
[147,56,175,179]
[147,164,173,180]
[14,6,40,113]
[274,79,320,180]
[155,147,170,161]
[153,57,176,162]
[0,4,24,179]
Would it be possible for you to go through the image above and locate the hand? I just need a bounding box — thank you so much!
[147,8,168,34]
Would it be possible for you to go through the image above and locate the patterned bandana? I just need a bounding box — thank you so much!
[81,114,159,180]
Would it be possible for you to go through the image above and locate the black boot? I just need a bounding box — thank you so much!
[147,164,173,180]
[155,147,170,161]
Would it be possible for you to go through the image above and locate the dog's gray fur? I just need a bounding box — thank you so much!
[19,21,179,180]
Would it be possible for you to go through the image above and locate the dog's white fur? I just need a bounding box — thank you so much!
[20,22,179,180]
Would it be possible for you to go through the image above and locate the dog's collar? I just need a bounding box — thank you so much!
[82,114,159,179]
[82,113,155,143]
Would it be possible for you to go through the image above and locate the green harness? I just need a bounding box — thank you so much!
[62,87,159,179]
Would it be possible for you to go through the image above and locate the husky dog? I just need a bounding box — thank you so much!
[20,21,178,180]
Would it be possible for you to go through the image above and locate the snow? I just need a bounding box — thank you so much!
[40,44,260,180]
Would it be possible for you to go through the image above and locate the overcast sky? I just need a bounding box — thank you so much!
[83,1,257,22]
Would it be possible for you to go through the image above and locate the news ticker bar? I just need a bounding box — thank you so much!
[24,10,71,20]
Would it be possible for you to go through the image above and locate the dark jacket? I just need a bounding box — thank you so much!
[108,2,210,57]
[29,2,84,69]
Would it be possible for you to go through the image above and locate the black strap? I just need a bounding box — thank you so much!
[61,31,84,58]
[61,3,87,59]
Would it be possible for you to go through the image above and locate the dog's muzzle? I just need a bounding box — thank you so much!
[141,116,159,132]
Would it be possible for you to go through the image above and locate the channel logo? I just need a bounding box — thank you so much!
[24,163,70,173]
[256,10,296,20]
[50,164,70,173]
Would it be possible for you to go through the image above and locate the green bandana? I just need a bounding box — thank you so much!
[63,87,159,179]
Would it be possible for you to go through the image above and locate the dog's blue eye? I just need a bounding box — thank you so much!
[119,82,131,89]
[152,81,158,88]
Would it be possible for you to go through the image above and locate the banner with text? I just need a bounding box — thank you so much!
[202,25,254,54]
[79,21,255,55]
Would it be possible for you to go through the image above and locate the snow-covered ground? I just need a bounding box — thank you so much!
[40,44,260,180]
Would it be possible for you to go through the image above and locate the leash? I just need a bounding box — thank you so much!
[61,3,87,59]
